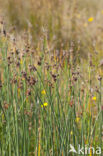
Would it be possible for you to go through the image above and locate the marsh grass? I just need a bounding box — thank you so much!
[0,25,102,155]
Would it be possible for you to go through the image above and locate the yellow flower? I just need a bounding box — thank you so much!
[43,102,48,107]
[41,102,48,108]
[92,96,96,101]
[75,117,80,123]
[41,90,46,95]
[101,10,103,14]
[88,17,94,22]
[41,105,43,108]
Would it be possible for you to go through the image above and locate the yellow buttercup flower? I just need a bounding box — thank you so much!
[92,96,96,101]
[41,105,43,108]
[43,102,48,107]
[88,17,94,22]
[41,90,46,95]
[41,102,48,108]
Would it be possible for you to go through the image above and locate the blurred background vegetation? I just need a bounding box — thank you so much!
[0,0,103,58]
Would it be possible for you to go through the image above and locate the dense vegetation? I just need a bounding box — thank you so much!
[0,0,103,155]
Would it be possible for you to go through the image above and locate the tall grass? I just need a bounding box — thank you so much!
[0,25,103,155]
